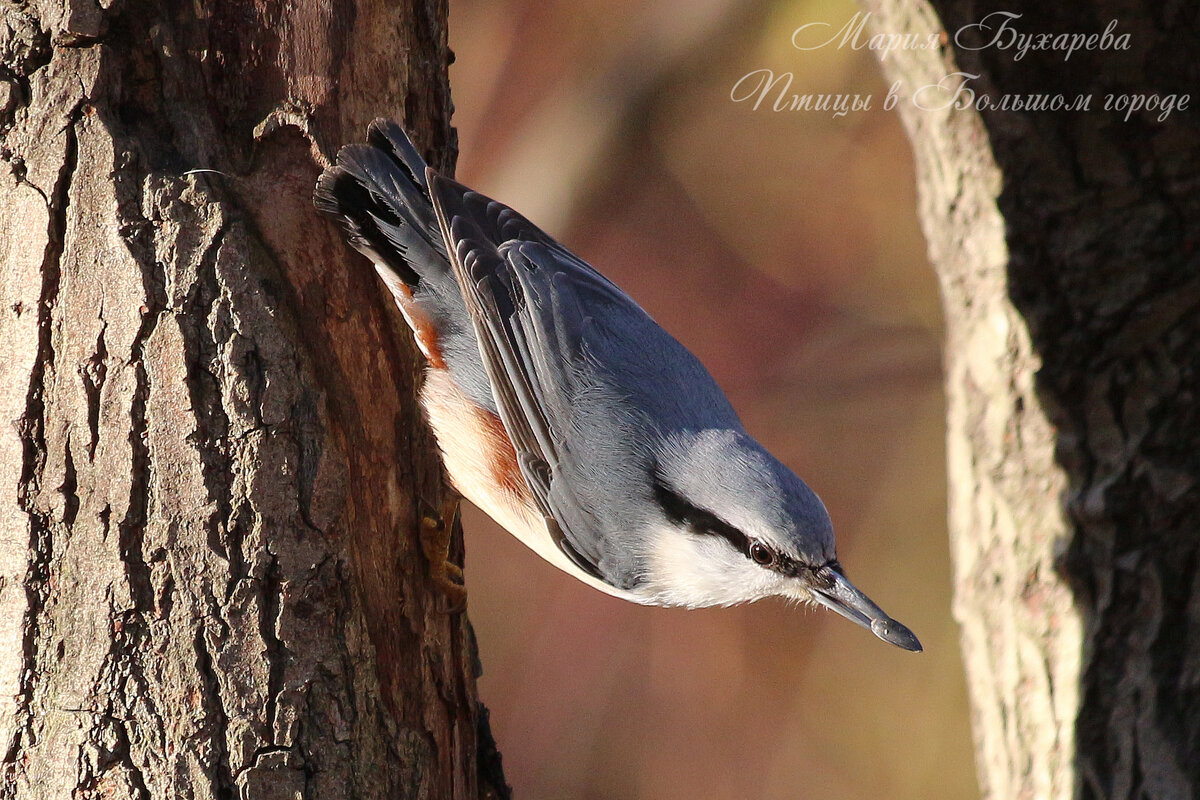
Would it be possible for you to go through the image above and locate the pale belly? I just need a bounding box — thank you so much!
[419,367,636,601]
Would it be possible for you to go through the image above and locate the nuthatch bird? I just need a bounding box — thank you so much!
[314,120,921,652]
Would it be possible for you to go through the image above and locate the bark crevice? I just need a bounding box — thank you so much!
[8,98,80,771]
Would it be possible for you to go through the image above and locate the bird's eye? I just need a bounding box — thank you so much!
[749,541,774,566]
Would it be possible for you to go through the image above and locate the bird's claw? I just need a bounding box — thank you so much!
[420,496,467,614]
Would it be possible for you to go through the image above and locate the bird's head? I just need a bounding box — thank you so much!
[643,428,921,652]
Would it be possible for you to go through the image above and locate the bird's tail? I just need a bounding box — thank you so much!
[313,119,449,288]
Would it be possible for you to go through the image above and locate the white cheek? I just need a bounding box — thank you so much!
[637,526,785,608]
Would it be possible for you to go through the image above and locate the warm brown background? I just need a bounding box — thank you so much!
[446,0,976,797]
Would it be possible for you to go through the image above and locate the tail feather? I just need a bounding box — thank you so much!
[365,119,430,190]
[314,119,447,287]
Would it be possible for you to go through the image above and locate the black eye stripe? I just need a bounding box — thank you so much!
[651,468,838,579]
[651,472,751,556]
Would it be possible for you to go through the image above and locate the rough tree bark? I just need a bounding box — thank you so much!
[0,1,507,798]
[861,1,1200,798]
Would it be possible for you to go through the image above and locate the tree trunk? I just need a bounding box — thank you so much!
[861,1,1200,798]
[0,1,507,798]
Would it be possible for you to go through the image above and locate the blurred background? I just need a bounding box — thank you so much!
[446,0,976,797]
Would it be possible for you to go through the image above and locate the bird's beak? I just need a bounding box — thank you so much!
[806,566,922,652]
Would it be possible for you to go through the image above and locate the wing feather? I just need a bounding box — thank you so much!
[428,177,607,575]
[425,171,747,590]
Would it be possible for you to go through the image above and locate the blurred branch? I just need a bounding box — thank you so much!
[863,0,1200,798]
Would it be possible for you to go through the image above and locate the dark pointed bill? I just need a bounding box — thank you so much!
[809,568,922,652]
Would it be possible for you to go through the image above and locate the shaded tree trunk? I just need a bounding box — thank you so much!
[862,1,1200,798]
[0,1,507,797]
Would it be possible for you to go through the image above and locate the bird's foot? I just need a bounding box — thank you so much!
[420,495,467,614]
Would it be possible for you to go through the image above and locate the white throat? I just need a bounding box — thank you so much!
[632,524,787,608]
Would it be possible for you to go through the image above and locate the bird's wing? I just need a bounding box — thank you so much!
[427,173,641,582]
